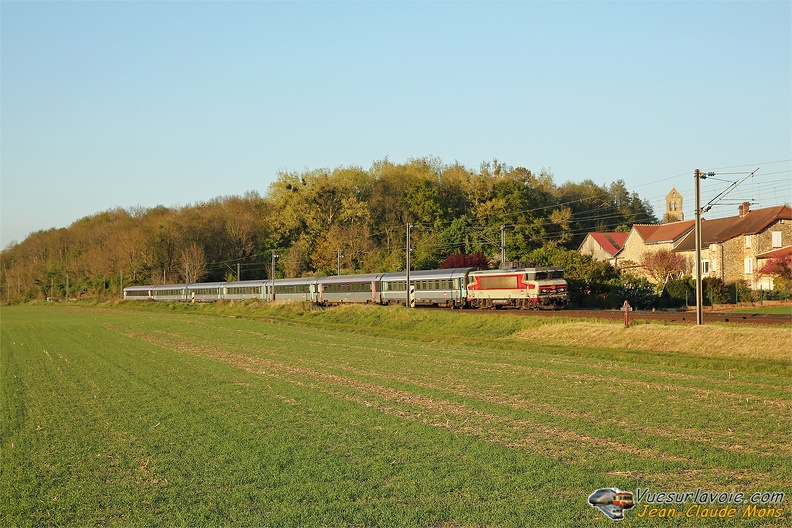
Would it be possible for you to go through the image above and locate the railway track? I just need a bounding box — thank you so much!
[543,309,792,326]
[417,306,792,326]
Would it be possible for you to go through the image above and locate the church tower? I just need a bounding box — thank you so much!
[664,188,683,223]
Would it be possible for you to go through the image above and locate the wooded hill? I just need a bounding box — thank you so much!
[0,158,657,301]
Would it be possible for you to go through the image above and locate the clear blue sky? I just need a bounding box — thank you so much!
[2,1,790,249]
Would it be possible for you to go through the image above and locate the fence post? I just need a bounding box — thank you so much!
[623,300,631,328]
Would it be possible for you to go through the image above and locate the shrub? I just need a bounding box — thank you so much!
[703,277,729,305]
[618,278,657,309]
[662,278,692,308]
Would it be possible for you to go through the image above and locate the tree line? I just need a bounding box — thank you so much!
[0,157,658,303]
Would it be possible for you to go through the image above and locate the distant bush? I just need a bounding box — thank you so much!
[662,278,692,308]
[618,278,657,309]
[703,278,729,305]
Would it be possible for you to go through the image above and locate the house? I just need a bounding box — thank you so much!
[578,232,629,267]
[579,201,792,290]
[617,220,695,274]
[672,203,792,289]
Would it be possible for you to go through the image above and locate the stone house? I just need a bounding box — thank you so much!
[616,220,695,276]
[578,202,792,290]
[672,203,792,289]
[577,232,629,267]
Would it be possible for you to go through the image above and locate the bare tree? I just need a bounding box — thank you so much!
[179,243,207,284]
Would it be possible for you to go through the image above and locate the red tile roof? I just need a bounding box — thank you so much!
[674,205,792,251]
[631,224,660,242]
[642,220,695,244]
[756,246,792,260]
[718,205,792,239]
[588,232,629,256]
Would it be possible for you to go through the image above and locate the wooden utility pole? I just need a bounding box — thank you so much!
[694,169,704,325]
[271,250,277,301]
[694,167,757,325]
[500,225,506,267]
[406,224,412,307]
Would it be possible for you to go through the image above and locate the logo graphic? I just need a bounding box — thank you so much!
[588,488,635,520]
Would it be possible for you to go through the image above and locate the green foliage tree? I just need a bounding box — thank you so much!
[1,157,663,303]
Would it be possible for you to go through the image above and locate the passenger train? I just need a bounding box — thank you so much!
[123,266,568,310]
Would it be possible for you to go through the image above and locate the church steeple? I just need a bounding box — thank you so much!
[664,188,683,223]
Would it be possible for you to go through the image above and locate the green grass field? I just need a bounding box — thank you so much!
[2,303,789,527]
[725,304,792,315]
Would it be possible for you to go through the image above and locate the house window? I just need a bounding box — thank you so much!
[701,261,710,275]
[771,231,782,248]
[744,258,753,274]
[744,235,751,248]
[711,258,717,272]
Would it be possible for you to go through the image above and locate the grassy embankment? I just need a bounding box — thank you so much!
[1,302,789,526]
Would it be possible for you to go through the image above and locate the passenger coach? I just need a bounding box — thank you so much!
[270,277,317,303]
[123,285,153,300]
[223,279,266,301]
[317,273,381,305]
[152,285,187,302]
[380,268,471,307]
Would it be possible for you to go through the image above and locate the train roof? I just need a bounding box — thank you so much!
[123,285,152,291]
[317,273,383,284]
[273,277,319,286]
[224,279,268,288]
[187,282,226,290]
[469,266,564,275]
[380,267,473,281]
[152,284,187,291]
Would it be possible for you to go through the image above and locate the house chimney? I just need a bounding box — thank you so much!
[739,202,751,217]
